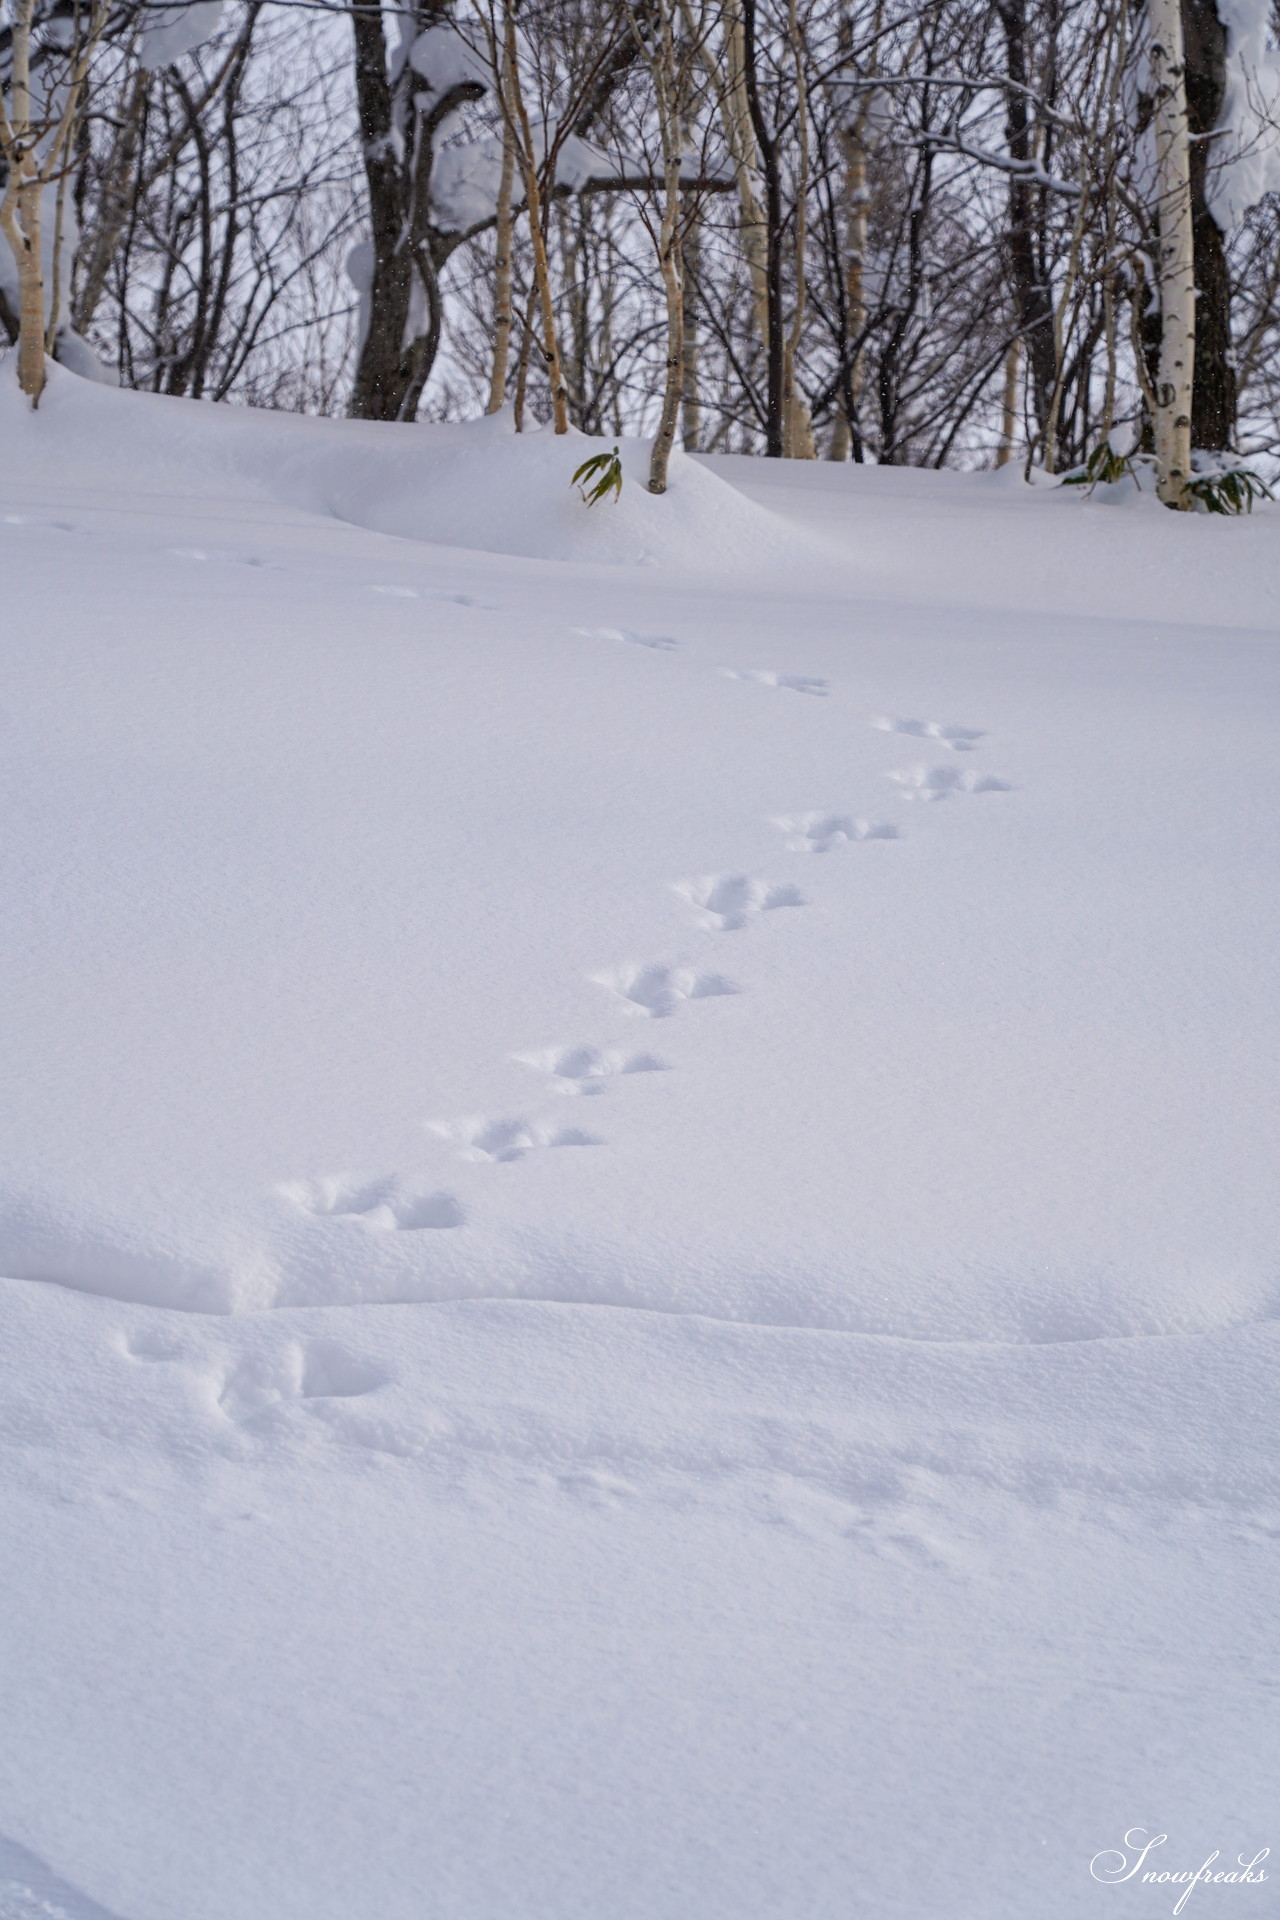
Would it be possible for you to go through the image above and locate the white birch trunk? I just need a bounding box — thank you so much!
[486,63,516,415]
[721,10,770,355]
[0,0,46,402]
[780,0,814,458]
[647,0,684,493]
[996,338,1020,467]
[502,9,569,434]
[1149,0,1195,508]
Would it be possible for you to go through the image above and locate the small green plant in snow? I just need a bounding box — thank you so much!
[571,445,624,506]
[1061,440,1136,492]
[1184,464,1274,515]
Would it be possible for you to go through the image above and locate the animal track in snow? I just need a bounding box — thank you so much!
[281,1175,464,1228]
[217,1341,387,1422]
[672,872,804,931]
[2,512,76,532]
[167,546,277,570]
[723,668,829,696]
[371,584,491,607]
[513,1046,669,1095]
[123,1330,184,1362]
[573,624,678,650]
[887,765,1011,801]
[426,1115,604,1161]
[873,715,985,750]
[772,813,899,854]
[591,962,740,1017]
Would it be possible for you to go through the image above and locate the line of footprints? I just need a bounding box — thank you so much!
[282,647,1011,1234]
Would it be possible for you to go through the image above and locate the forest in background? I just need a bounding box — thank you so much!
[4,0,1280,482]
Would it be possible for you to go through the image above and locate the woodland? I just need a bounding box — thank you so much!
[3,0,1279,500]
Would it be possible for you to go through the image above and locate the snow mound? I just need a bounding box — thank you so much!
[1,363,822,573]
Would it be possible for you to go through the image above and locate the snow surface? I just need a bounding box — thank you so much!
[1,358,1278,1917]
[1211,0,1280,230]
[136,0,225,71]
[429,123,637,234]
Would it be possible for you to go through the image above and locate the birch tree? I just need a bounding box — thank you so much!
[0,0,108,400]
[1148,0,1195,505]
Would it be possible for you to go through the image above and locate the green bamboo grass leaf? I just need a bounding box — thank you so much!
[1184,466,1274,515]
[1061,442,1135,490]
[572,445,624,507]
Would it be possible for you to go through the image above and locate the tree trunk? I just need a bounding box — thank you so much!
[681,207,701,450]
[649,195,684,491]
[996,337,1021,465]
[74,67,149,333]
[0,0,45,401]
[780,0,814,458]
[503,7,569,433]
[741,0,784,456]
[1150,0,1195,505]
[647,0,685,491]
[829,84,871,460]
[721,10,770,365]
[486,63,517,413]
[996,0,1057,447]
[12,169,45,398]
[347,0,415,420]
[1183,0,1233,449]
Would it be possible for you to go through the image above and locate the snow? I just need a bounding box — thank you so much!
[1206,0,1280,229]
[137,0,225,71]
[1,355,1278,1917]
[406,19,492,104]
[430,124,645,234]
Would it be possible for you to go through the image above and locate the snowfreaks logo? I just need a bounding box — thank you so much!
[1091,1830,1270,1915]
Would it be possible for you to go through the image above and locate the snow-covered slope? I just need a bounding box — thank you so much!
[5,366,811,571]
[1,362,1277,1920]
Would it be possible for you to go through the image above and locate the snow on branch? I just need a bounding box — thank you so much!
[138,0,224,69]
[1209,0,1280,230]
[910,131,1081,197]
[432,121,731,234]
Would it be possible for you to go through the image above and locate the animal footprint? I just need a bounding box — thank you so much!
[672,872,804,931]
[887,766,1011,801]
[372,585,491,606]
[873,716,985,750]
[773,813,899,853]
[123,1330,183,1362]
[723,669,829,695]
[217,1341,387,1423]
[426,1115,604,1161]
[513,1046,668,1095]
[281,1176,464,1229]
[591,962,739,1017]
[167,546,276,570]
[573,624,678,650]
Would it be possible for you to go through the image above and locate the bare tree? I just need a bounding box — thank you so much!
[1149,0,1195,504]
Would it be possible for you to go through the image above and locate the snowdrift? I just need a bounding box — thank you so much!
[1,361,821,572]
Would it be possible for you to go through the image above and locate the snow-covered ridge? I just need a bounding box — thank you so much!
[2,362,818,574]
